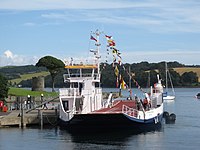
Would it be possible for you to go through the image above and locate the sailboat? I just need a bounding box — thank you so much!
[163,62,175,100]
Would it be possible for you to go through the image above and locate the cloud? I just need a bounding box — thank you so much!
[38,0,200,33]
[1,49,199,67]
[1,1,200,32]
[0,0,151,10]
[23,22,36,26]
[4,50,13,58]
[0,50,39,66]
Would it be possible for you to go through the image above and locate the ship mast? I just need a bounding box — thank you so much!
[91,30,101,75]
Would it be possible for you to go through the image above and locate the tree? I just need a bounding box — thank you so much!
[36,56,65,92]
[0,74,9,99]
[181,71,198,85]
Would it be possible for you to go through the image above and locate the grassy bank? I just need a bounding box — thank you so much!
[8,87,58,97]
[10,71,49,84]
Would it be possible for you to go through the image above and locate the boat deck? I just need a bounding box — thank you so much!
[91,100,137,114]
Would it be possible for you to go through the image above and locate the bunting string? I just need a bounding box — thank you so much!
[89,32,146,94]
[104,34,146,93]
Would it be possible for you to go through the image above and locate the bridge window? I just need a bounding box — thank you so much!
[62,101,69,111]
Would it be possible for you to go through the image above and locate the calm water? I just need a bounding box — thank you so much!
[1,88,200,150]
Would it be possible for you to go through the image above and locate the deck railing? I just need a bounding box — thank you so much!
[63,73,100,78]
[122,105,138,118]
[59,88,102,97]
[59,88,80,97]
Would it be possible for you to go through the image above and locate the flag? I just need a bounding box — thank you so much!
[112,47,119,54]
[120,78,127,89]
[112,49,117,54]
[107,39,115,47]
[114,65,119,76]
[117,53,122,59]
[105,35,112,39]
[109,41,115,47]
[90,35,97,42]
[108,39,113,43]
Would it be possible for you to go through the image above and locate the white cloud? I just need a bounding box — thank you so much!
[37,0,200,33]
[0,0,152,10]
[0,50,39,66]
[0,1,200,32]
[1,49,199,67]
[23,22,36,26]
[4,50,13,58]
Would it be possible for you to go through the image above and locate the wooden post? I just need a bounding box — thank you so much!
[20,97,24,128]
[55,108,58,117]
[119,88,122,97]
[40,110,43,129]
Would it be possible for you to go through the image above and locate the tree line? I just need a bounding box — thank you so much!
[0,59,199,95]
[14,61,200,88]
[101,61,199,88]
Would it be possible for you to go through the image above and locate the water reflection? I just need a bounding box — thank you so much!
[0,124,164,150]
[58,126,164,150]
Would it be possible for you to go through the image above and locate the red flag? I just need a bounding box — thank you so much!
[90,35,97,42]
[109,41,115,47]
[105,35,112,39]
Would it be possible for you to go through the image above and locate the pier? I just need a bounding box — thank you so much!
[0,95,60,128]
[0,109,58,128]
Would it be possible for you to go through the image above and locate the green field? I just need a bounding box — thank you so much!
[8,87,58,97]
[10,71,49,84]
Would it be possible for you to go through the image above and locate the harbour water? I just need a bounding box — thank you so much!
[1,88,200,150]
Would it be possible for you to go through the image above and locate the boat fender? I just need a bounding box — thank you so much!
[165,113,176,124]
[169,113,176,122]
[163,111,169,118]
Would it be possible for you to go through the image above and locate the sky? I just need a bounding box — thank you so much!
[0,0,200,66]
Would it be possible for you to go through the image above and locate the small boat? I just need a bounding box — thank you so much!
[58,30,164,133]
[163,62,175,100]
[196,93,200,99]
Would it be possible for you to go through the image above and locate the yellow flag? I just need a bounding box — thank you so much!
[114,66,119,76]
[121,79,127,89]
[121,78,127,89]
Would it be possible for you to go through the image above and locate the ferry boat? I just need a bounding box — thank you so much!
[58,30,164,133]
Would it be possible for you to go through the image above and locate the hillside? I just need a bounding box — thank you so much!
[1,62,200,88]
[174,67,200,82]
[0,65,48,84]
[10,71,50,84]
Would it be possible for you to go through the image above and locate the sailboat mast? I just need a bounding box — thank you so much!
[165,62,168,92]
[165,62,175,97]
[168,68,175,95]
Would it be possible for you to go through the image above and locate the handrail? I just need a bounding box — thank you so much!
[65,64,97,69]
[63,73,100,79]
[59,88,80,96]
[122,105,138,118]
